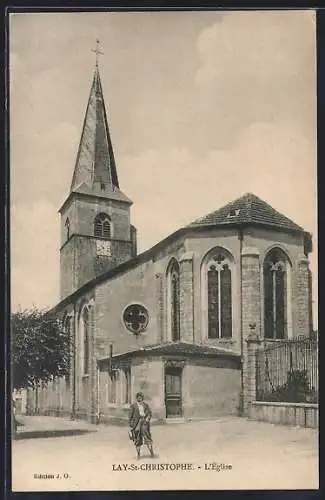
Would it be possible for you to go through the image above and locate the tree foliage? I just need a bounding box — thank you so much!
[11,307,71,390]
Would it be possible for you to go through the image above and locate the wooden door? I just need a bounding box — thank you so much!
[165,366,183,417]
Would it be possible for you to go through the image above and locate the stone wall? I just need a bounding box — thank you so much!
[74,197,131,241]
[53,221,313,424]
[241,251,261,413]
[96,354,241,424]
[60,235,133,299]
[132,357,165,421]
[60,195,132,300]
[184,361,241,419]
[94,261,161,358]
[179,256,194,343]
[27,378,71,418]
[248,402,318,429]
[60,242,76,300]
[295,256,312,336]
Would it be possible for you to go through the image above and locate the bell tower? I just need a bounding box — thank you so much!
[59,45,137,299]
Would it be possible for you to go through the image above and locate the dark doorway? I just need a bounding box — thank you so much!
[165,366,183,417]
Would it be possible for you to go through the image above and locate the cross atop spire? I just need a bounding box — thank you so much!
[91,39,103,68]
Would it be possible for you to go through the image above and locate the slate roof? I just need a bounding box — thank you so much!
[72,182,132,204]
[70,67,120,193]
[190,193,304,233]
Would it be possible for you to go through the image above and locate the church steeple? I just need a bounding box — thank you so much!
[59,46,136,300]
[70,65,120,193]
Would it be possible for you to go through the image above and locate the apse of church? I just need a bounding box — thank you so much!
[32,59,313,424]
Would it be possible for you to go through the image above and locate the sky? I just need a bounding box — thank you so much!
[10,10,317,326]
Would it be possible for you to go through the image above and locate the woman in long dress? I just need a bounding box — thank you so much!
[129,392,155,459]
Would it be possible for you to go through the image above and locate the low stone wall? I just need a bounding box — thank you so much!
[248,401,318,429]
[27,408,73,419]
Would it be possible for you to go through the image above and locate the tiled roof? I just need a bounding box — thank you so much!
[189,193,304,232]
[97,342,240,362]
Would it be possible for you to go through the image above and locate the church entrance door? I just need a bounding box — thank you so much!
[164,366,183,418]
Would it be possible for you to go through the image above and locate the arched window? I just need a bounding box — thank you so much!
[264,248,291,339]
[65,218,70,241]
[203,249,233,339]
[81,308,90,375]
[94,213,111,239]
[167,259,180,341]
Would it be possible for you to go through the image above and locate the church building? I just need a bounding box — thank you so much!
[33,62,313,424]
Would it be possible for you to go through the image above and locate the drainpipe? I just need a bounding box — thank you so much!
[238,228,244,415]
[71,303,76,420]
[108,342,113,375]
[96,362,100,424]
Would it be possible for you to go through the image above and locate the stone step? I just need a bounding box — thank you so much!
[165,417,185,424]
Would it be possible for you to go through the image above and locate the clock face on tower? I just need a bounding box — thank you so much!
[96,240,112,257]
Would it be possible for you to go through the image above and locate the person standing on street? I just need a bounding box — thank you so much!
[129,392,155,459]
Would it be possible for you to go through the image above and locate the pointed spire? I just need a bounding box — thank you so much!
[70,58,120,194]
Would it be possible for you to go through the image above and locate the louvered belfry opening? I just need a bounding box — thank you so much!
[94,213,111,239]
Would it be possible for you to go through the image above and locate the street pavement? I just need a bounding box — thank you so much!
[12,415,319,491]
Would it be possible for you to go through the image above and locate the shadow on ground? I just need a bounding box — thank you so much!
[14,429,95,440]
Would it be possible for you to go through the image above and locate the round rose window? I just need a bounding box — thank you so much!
[123,304,149,335]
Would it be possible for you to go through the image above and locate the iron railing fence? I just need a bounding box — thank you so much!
[256,336,318,404]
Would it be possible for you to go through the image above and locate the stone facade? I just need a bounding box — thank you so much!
[179,255,194,343]
[60,194,133,299]
[295,256,312,337]
[30,222,313,423]
[28,66,314,426]
[94,353,241,423]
